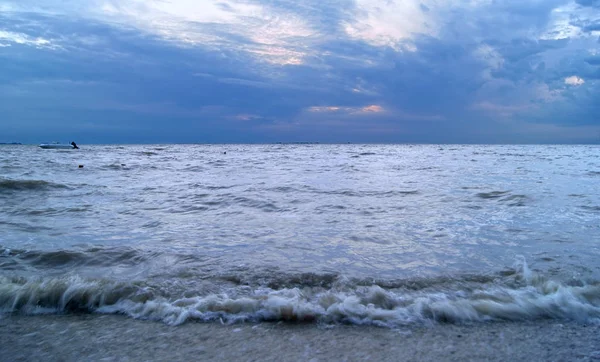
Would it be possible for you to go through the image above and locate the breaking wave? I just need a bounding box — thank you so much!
[1,259,599,327]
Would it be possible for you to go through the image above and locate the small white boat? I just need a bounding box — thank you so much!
[39,142,79,149]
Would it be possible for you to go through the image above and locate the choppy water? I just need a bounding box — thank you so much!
[1,144,599,327]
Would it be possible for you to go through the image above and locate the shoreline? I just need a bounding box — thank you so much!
[1,315,599,361]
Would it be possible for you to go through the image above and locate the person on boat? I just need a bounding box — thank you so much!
[71,141,79,149]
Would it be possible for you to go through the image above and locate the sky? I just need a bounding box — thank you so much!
[0,0,599,144]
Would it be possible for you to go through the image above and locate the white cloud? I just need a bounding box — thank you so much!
[94,0,317,66]
[540,3,584,40]
[474,44,504,70]
[473,44,505,80]
[564,75,585,86]
[342,0,524,49]
[307,104,386,114]
[308,106,343,112]
[341,0,598,50]
[542,2,600,40]
[2,0,317,65]
[0,30,55,48]
[232,114,262,121]
[343,0,436,49]
[534,83,564,102]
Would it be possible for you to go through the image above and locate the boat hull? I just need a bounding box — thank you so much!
[39,144,76,149]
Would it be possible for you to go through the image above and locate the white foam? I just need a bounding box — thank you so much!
[95,279,600,326]
[2,262,600,327]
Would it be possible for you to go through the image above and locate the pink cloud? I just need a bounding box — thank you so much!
[360,105,384,113]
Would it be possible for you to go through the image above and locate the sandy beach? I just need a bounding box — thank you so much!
[1,315,599,361]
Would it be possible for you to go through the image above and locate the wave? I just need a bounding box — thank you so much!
[475,190,529,206]
[1,247,159,269]
[581,205,600,212]
[101,163,129,170]
[1,259,599,327]
[351,152,377,158]
[303,187,419,198]
[263,186,419,198]
[0,178,68,192]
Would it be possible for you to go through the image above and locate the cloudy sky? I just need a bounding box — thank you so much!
[0,0,599,143]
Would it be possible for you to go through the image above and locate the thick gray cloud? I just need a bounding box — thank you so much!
[0,0,598,143]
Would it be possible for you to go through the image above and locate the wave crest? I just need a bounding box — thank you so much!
[0,178,68,192]
[2,261,600,327]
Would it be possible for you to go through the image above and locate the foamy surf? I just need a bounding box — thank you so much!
[2,259,599,327]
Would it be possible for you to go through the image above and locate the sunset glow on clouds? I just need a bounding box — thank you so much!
[0,0,599,143]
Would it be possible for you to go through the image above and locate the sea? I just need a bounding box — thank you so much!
[1,144,599,327]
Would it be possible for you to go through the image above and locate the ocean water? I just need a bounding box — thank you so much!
[1,144,599,327]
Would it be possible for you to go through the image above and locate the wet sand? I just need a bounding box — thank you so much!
[1,315,599,361]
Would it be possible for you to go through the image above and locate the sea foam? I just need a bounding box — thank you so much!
[1,259,600,327]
